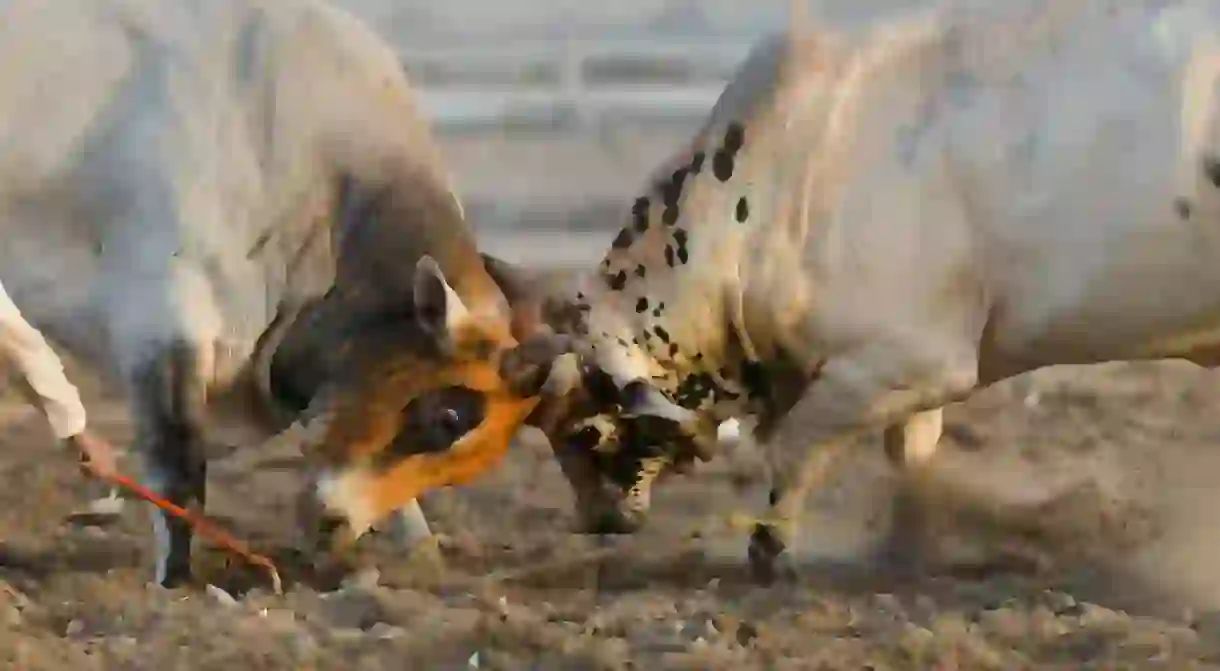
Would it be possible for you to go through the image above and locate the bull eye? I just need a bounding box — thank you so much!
[373,386,486,470]
[438,407,461,433]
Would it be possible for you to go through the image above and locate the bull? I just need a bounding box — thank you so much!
[0,0,567,587]
[494,0,1220,583]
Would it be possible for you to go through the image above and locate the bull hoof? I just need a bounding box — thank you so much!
[748,524,795,586]
[159,563,194,589]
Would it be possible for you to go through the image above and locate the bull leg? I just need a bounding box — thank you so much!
[880,407,945,574]
[387,498,432,546]
[748,346,976,584]
[130,342,208,588]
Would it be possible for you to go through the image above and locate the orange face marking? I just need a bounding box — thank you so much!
[309,311,548,531]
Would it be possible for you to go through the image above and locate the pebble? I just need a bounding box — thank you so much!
[1042,590,1082,617]
[206,584,240,607]
[291,631,318,658]
[1078,603,1128,629]
[259,608,299,629]
[64,619,85,637]
[873,593,907,620]
[2,603,21,627]
[339,567,381,591]
[368,622,406,640]
[319,589,388,630]
[736,621,759,647]
[329,627,366,642]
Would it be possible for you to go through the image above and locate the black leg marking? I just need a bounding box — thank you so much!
[132,341,208,588]
[747,523,787,586]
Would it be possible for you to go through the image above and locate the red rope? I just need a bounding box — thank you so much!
[101,472,282,594]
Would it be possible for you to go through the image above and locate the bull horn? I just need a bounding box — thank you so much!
[623,381,698,425]
[541,351,583,396]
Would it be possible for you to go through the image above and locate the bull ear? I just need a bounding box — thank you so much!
[413,255,470,342]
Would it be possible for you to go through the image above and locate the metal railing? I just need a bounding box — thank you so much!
[402,37,755,130]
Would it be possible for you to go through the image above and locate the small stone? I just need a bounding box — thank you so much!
[978,607,1027,641]
[1,604,21,627]
[368,622,406,640]
[64,619,85,637]
[291,631,318,658]
[0,581,31,610]
[330,627,366,642]
[64,493,126,527]
[340,567,381,591]
[206,584,239,607]
[713,613,740,640]
[874,593,906,619]
[260,608,299,629]
[320,590,388,630]
[735,621,759,647]
[1042,590,1082,617]
[468,651,480,668]
[1079,603,1127,629]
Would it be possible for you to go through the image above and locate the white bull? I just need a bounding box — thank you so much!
[0,0,566,587]
[495,0,1220,582]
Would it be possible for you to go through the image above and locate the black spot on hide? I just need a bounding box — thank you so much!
[1175,197,1192,219]
[690,152,705,174]
[632,197,651,232]
[1204,154,1220,188]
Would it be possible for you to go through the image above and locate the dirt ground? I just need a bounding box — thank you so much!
[6,120,1220,667]
[6,345,1220,669]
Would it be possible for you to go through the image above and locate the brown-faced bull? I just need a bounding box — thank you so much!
[0,0,568,587]
[493,0,1220,583]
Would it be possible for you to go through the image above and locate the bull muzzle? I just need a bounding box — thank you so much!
[294,472,365,566]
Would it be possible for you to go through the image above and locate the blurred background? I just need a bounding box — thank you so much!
[333,0,951,267]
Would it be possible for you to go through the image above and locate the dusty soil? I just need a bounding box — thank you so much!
[6,350,1220,669]
[6,126,1220,668]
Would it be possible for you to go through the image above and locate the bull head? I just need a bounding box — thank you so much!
[291,254,578,558]
[477,253,731,533]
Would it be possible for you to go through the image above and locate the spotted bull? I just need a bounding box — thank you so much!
[495,0,1220,582]
[0,0,568,587]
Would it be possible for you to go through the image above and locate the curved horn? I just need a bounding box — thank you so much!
[622,380,698,425]
[542,351,583,396]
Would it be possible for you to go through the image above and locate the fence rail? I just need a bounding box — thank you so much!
[403,37,755,130]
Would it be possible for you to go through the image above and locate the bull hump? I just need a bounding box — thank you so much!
[598,119,753,294]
